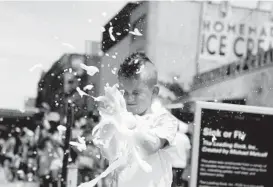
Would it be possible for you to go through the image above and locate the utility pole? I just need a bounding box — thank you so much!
[61,100,74,187]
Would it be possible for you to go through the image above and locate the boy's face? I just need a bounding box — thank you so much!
[119,77,158,115]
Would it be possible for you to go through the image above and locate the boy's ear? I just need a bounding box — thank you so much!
[153,86,159,96]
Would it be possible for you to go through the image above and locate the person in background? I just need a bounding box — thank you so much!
[76,141,104,187]
[48,127,64,187]
[37,127,63,187]
[2,129,23,181]
[172,121,192,187]
[73,113,104,187]
[2,133,17,181]
[0,135,5,166]
[38,137,54,187]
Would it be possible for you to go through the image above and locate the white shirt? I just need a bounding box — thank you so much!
[115,108,179,187]
[91,105,190,187]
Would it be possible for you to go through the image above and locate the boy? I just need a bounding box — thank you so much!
[82,52,190,187]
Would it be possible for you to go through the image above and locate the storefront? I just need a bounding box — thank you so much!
[191,2,273,108]
[100,1,200,98]
[100,1,273,112]
[191,47,273,107]
[36,54,100,120]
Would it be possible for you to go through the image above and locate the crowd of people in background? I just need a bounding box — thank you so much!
[0,126,38,182]
[0,102,192,187]
[0,103,109,187]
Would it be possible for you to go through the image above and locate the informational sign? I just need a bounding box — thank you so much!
[198,3,273,73]
[191,102,273,187]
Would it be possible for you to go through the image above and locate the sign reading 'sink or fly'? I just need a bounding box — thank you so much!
[190,102,273,187]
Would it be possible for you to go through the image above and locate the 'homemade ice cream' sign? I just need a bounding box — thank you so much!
[201,19,273,60]
[190,102,273,187]
[198,3,273,73]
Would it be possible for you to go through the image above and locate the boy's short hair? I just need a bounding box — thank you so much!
[118,52,158,87]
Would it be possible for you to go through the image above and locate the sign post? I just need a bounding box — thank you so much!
[190,101,273,187]
[61,102,74,187]
[67,164,78,187]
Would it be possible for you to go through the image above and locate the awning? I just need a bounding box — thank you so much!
[190,74,248,101]
[0,108,37,118]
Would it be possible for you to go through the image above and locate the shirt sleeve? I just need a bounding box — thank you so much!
[152,112,178,145]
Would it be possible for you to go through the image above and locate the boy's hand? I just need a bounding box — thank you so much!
[95,84,127,118]
[134,124,164,155]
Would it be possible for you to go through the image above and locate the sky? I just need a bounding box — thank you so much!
[0,1,129,110]
[0,0,267,110]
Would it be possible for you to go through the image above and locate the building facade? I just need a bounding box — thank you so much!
[36,53,101,120]
[100,1,273,109]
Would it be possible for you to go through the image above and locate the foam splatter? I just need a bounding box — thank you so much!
[80,84,153,187]
[83,84,94,91]
[136,65,145,74]
[101,27,106,32]
[109,27,116,41]
[111,67,118,75]
[57,125,67,132]
[29,64,43,72]
[70,141,86,152]
[70,137,87,151]
[80,63,99,76]
[129,28,143,36]
[62,42,75,49]
[102,12,107,17]
[79,84,191,187]
[76,87,90,98]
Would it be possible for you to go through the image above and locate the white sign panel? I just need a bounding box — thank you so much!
[199,4,273,73]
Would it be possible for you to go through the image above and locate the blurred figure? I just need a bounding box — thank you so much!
[70,112,104,187]
[76,140,104,187]
[37,128,63,187]
[0,136,5,165]
[1,129,23,182]
[49,127,64,186]
[37,137,53,187]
